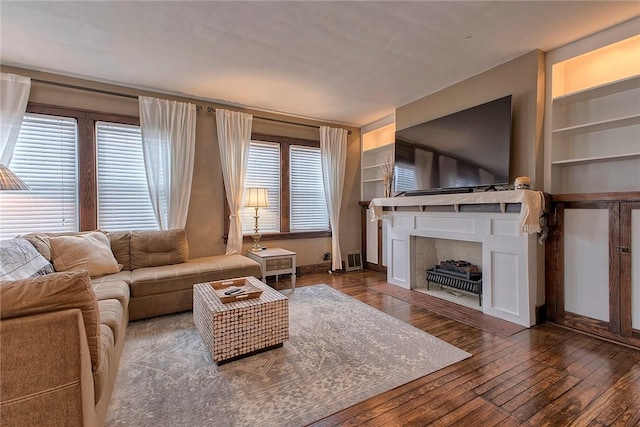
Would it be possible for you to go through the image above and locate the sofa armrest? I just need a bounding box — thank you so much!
[0,271,102,371]
[0,309,97,427]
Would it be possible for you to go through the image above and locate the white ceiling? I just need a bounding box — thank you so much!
[1,1,639,127]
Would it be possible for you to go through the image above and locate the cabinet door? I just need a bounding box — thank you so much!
[365,213,378,264]
[547,199,640,347]
[563,205,612,323]
[621,202,640,338]
[548,201,621,336]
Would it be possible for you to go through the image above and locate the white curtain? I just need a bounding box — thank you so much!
[216,109,253,255]
[139,96,196,230]
[1,73,31,166]
[320,126,347,271]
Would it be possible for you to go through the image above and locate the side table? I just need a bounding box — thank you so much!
[246,248,296,289]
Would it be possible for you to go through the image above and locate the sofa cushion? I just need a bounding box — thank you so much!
[21,231,95,262]
[93,324,115,406]
[20,234,54,261]
[0,237,54,281]
[130,254,261,297]
[0,270,102,370]
[91,271,132,286]
[104,231,131,271]
[130,229,188,270]
[48,232,120,278]
[97,299,125,345]
[92,280,130,309]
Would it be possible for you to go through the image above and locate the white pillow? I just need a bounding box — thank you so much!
[0,238,54,281]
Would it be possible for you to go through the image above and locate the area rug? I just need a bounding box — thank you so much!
[106,284,470,427]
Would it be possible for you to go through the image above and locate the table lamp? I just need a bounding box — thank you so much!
[0,164,29,190]
[245,187,269,252]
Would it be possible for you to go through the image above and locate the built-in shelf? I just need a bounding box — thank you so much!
[545,38,640,194]
[363,163,388,171]
[553,74,640,106]
[552,114,640,136]
[552,152,640,166]
[364,143,395,154]
[362,140,394,201]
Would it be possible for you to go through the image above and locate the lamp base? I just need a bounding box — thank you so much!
[250,232,263,251]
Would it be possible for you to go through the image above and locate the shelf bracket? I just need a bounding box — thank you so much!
[500,203,506,213]
[453,204,460,212]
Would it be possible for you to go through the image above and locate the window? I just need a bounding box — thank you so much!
[240,141,280,234]
[290,145,328,231]
[233,134,330,240]
[96,122,157,231]
[0,113,78,239]
[0,104,143,236]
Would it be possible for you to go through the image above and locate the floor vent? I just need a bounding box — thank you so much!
[345,251,363,271]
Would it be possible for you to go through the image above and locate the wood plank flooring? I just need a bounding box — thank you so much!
[370,282,526,338]
[266,270,640,426]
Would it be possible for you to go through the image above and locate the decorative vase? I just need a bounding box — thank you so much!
[383,174,393,197]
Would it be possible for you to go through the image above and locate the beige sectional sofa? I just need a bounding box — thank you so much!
[0,229,262,427]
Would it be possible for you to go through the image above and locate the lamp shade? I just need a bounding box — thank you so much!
[245,188,269,208]
[0,164,29,190]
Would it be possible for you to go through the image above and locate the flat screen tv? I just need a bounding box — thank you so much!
[394,95,512,195]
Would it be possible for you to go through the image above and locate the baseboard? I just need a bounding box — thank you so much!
[364,262,387,274]
[298,262,332,276]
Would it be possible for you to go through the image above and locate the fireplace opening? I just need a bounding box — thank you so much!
[426,260,482,305]
[411,237,482,311]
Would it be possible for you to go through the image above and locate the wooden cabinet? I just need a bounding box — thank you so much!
[546,192,640,347]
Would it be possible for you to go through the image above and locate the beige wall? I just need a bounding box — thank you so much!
[2,65,362,267]
[396,50,546,190]
[395,50,547,307]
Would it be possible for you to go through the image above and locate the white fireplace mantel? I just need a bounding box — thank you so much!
[370,190,545,327]
[370,190,546,234]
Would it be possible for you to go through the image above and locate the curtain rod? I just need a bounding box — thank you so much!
[31,78,351,135]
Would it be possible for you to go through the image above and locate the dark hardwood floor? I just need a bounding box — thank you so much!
[266,270,640,426]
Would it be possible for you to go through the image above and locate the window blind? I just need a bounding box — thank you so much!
[96,122,158,231]
[0,113,78,239]
[240,141,280,234]
[290,145,329,231]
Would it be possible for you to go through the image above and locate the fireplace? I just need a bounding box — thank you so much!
[412,237,483,310]
[378,193,542,327]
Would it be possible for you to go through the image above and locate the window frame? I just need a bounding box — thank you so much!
[26,103,140,231]
[224,133,331,242]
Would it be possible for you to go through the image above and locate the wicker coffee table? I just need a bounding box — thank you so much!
[193,276,289,364]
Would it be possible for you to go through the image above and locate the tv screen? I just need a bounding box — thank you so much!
[394,95,512,195]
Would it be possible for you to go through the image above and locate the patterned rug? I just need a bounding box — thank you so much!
[106,284,470,427]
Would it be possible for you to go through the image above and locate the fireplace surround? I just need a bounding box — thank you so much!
[370,190,545,327]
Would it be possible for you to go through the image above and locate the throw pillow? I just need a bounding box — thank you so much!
[0,238,54,281]
[48,232,120,277]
